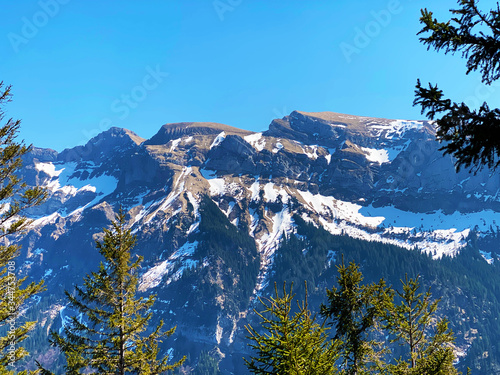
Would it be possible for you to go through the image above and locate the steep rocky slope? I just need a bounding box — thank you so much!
[13,111,500,373]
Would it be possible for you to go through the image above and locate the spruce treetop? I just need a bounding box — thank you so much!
[414,1,500,173]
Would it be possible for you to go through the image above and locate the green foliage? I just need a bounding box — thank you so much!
[245,282,340,375]
[0,82,47,374]
[414,1,500,172]
[279,215,500,372]
[43,210,184,374]
[383,276,457,374]
[194,350,220,375]
[321,261,390,375]
[246,265,460,374]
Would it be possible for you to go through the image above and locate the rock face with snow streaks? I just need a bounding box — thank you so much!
[16,111,500,373]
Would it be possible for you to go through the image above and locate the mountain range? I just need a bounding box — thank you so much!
[13,110,500,374]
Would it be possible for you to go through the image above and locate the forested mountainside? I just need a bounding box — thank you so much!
[12,111,500,373]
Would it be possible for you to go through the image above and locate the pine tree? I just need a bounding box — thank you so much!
[44,210,184,374]
[320,261,391,375]
[414,1,500,172]
[383,276,457,375]
[0,82,46,373]
[244,282,339,375]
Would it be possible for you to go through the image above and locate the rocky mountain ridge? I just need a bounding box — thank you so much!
[14,110,500,373]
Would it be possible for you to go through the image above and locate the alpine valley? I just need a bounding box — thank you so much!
[14,111,500,374]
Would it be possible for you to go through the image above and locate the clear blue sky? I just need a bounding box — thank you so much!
[1,0,499,151]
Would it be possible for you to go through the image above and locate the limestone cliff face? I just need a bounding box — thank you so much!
[144,122,252,146]
[16,111,500,374]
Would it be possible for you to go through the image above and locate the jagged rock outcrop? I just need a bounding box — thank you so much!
[58,127,144,163]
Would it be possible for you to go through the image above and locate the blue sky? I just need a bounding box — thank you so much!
[1,0,499,151]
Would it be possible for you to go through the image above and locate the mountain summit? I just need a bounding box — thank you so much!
[145,121,253,146]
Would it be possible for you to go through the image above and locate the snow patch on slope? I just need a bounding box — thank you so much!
[35,161,118,213]
[208,178,226,196]
[201,169,242,197]
[211,132,226,149]
[244,133,266,151]
[249,179,261,201]
[254,207,295,292]
[263,183,279,202]
[297,190,490,259]
[152,166,195,219]
[31,212,60,227]
[298,190,384,227]
[139,241,199,291]
[272,142,284,153]
[361,147,390,164]
[58,305,82,335]
[369,120,424,139]
[359,205,500,234]
[35,162,63,179]
[303,145,320,160]
[249,180,289,203]
[170,138,181,152]
[215,317,223,345]
[206,178,241,197]
[479,250,494,264]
